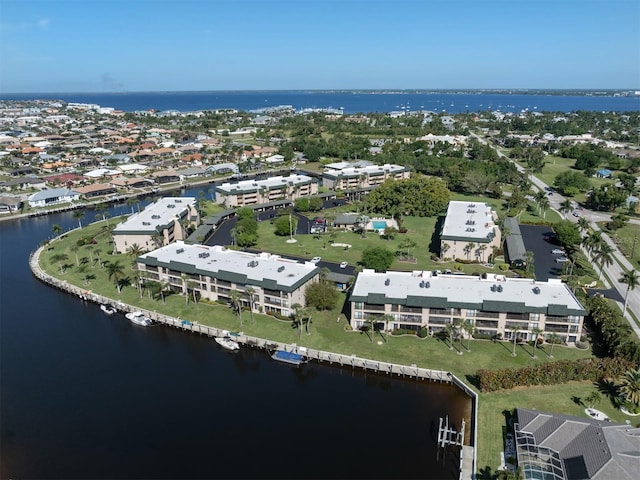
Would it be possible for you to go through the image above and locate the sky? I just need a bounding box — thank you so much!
[1,0,638,93]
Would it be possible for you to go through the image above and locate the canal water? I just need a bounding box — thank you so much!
[0,190,470,479]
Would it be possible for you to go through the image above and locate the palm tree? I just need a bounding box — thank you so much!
[538,196,550,219]
[593,243,615,281]
[577,217,590,233]
[441,242,450,260]
[126,243,145,260]
[547,332,562,358]
[585,391,602,409]
[533,190,547,215]
[464,242,476,261]
[50,253,68,274]
[618,369,640,407]
[187,279,199,304]
[69,244,80,267]
[583,230,604,254]
[620,269,640,316]
[478,244,488,263]
[72,209,85,228]
[245,286,256,324]
[559,199,573,216]
[510,325,522,356]
[462,319,475,352]
[105,261,125,293]
[229,290,243,326]
[531,327,544,358]
[94,248,103,268]
[51,224,62,237]
[291,302,303,338]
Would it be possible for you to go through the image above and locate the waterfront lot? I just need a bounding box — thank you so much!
[39,220,604,476]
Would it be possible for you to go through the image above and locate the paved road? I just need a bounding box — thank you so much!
[472,132,640,339]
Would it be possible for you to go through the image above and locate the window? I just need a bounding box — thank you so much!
[466,309,476,317]
[529,313,540,321]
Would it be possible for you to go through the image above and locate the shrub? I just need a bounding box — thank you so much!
[391,328,417,336]
[476,357,635,392]
[473,333,493,340]
[498,263,510,271]
[417,327,429,338]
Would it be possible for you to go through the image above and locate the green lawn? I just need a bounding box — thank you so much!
[477,380,634,473]
[39,218,608,475]
[604,222,640,266]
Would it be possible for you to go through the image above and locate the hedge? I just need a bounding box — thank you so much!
[476,357,635,392]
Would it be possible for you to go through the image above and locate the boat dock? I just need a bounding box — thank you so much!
[30,244,477,479]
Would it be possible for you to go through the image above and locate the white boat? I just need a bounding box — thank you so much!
[215,336,240,351]
[125,311,153,326]
[100,304,117,315]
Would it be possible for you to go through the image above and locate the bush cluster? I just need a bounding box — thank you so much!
[476,357,635,392]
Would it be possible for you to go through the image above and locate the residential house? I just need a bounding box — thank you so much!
[514,408,640,479]
[28,188,80,207]
[73,183,118,199]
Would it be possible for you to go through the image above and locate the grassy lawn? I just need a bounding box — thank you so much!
[604,222,640,267]
[477,380,634,472]
[38,218,607,475]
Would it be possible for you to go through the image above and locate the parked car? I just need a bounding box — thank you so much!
[555,256,570,263]
[551,249,564,254]
[339,261,348,269]
[311,256,322,264]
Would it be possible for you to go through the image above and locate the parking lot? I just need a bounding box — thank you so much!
[519,224,564,281]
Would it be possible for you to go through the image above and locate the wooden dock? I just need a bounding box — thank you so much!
[30,244,477,478]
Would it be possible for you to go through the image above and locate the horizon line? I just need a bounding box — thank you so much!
[2,87,639,96]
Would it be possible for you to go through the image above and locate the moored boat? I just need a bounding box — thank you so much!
[215,336,240,351]
[100,304,117,315]
[271,349,308,366]
[125,311,153,326]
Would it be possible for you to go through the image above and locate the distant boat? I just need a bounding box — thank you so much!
[100,304,117,315]
[125,311,153,327]
[271,349,308,366]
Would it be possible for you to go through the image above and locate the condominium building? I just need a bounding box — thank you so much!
[136,241,320,316]
[215,174,318,208]
[349,270,586,345]
[322,163,409,191]
[440,201,501,261]
[112,197,200,253]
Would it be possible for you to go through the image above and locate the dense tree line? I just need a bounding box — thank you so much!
[363,175,451,217]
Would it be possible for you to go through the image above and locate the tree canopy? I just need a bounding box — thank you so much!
[360,246,395,272]
[364,175,450,217]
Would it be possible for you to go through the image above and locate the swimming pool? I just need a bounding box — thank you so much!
[372,220,387,230]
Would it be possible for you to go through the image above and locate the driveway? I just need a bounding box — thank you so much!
[519,224,563,281]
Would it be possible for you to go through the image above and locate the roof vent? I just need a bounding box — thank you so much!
[151,214,160,219]
[198,252,210,258]
[174,199,182,203]
[497,285,503,293]
[425,281,430,288]
[176,248,184,254]
[491,284,497,292]
[247,260,259,268]
[167,204,175,208]
[142,221,151,226]
[384,278,390,286]
[277,266,285,272]
[533,286,540,294]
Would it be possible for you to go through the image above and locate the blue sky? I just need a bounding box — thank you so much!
[1,0,638,92]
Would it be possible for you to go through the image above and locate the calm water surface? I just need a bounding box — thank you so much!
[0,194,470,479]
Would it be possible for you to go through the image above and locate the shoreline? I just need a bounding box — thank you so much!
[29,240,477,478]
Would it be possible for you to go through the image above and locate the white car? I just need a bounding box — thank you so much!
[555,256,570,263]
[311,256,322,264]
[551,249,564,255]
[339,261,348,269]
